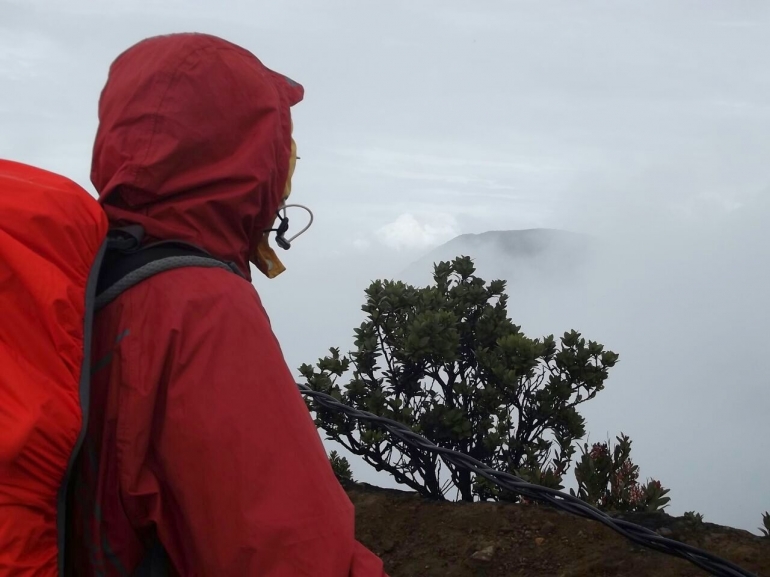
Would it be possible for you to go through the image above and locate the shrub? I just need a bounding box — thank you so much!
[302,256,618,502]
[571,433,670,512]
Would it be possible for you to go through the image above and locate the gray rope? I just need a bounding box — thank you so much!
[95,256,234,311]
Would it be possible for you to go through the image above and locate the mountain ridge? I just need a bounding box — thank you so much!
[400,227,598,286]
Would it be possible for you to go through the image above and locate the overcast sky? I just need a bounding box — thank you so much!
[2,0,769,535]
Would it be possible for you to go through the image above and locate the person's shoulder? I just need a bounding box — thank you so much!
[126,265,266,320]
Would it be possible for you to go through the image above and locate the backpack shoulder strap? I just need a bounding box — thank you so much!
[95,230,244,312]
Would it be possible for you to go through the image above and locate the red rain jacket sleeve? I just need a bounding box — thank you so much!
[112,267,387,576]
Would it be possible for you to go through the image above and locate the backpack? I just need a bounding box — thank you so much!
[0,159,239,576]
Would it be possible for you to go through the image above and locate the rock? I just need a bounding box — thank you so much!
[599,558,626,572]
[471,545,495,562]
[541,521,556,534]
[535,537,545,546]
[657,527,674,538]
[380,538,396,553]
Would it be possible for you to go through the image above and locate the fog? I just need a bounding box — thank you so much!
[2,0,768,533]
[263,190,770,534]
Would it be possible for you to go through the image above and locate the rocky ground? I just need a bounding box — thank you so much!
[344,481,769,577]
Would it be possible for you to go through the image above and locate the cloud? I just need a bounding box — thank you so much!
[352,238,371,252]
[375,213,459,251]
[335,145,572,192]
[0,26,71,82]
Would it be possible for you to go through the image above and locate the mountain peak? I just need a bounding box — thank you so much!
[400,228,596,285]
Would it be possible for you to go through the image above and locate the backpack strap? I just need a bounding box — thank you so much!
[95,229,244,311]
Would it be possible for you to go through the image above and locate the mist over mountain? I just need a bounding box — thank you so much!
[397,228,603,343]
[400,228,598,288]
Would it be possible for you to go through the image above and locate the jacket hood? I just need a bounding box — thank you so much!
[91,33,304,279]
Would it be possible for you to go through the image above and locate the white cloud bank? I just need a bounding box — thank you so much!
[375,212,459,251]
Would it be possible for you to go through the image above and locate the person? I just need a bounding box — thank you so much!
[65,32,388,577]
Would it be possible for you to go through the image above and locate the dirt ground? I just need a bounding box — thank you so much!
[344,481,770,577]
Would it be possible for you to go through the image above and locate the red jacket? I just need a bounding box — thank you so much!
[66,33,387,577]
